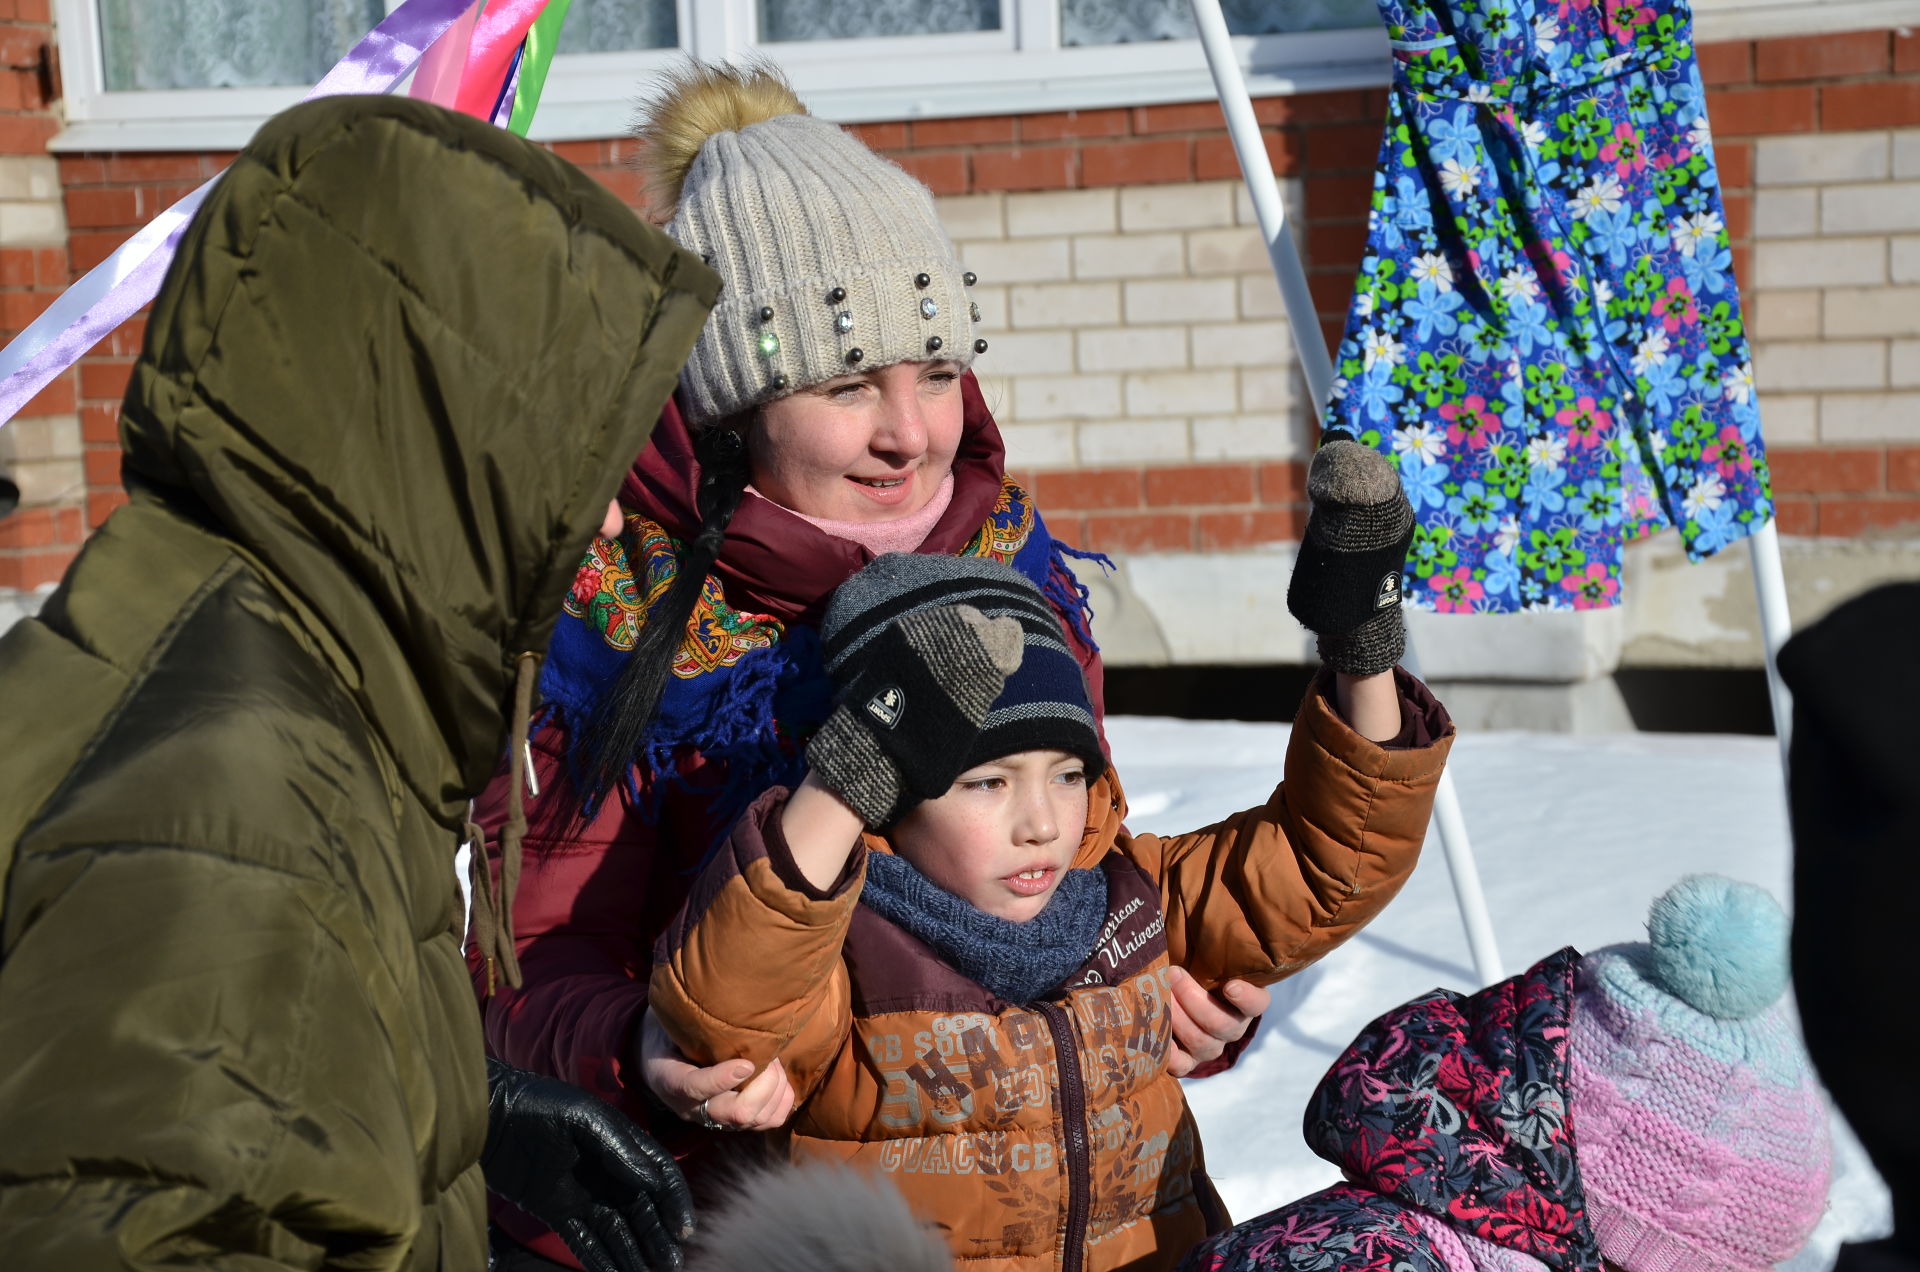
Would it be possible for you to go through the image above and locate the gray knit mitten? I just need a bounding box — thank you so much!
[1286,439,1416,677]
[807,604,1024,828]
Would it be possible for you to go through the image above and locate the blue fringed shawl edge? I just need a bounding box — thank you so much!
[536,508,1111,865]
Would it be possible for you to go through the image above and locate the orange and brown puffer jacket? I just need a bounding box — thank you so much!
[650,671,1453,1272]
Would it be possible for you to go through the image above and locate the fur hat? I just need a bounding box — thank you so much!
[1569,875,1831,1272]
[686,1163,953,1272]
[635,61,982,426]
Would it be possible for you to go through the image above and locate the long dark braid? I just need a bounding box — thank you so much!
[577,419,753,808]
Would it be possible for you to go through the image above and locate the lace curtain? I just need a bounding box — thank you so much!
[97,0,1370,90]
[557,0,676,53]
[99,0,383,91]
[759,0,1000,43]
[98,0,674,92]
[1062,0,1377,45]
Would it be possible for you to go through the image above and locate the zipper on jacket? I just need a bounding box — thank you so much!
[1037,1000,1091,1272]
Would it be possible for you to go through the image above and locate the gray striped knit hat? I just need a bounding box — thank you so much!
[642,65,983,426]
[821,554,1105,779]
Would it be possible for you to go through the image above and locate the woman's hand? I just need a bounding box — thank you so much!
[1164,967,1270,1077]
[639,1009,797,1131]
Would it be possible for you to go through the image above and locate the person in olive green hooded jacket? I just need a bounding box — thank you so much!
[0,96,717,1268]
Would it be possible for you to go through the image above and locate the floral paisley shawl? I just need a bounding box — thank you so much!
[539,475,1094,831]
[1325,0,1773,613]
[1180,949,1602,1272]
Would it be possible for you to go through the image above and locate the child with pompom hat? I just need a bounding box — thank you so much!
[1182,874,1831,1272]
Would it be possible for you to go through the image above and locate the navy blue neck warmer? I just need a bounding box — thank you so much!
[859,852,1107,1004]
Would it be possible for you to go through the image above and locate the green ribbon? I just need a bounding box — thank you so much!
[506,0,573,136]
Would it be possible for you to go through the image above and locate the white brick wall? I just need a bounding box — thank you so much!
[1747,129,1920,447]
[0,414,83,505]
[1754,132,1889,185]
[941,179,1312,471]
[0,156,75,517]
[941,149,1916,472]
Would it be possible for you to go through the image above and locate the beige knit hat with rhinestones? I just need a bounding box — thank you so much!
[635,61,983,427]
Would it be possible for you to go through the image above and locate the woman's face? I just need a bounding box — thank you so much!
[749,360,964,523]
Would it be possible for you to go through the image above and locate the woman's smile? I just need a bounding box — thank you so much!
[748,360,963,523]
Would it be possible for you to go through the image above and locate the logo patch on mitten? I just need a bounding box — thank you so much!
[1376,572,1401,610]
[865,685,905,728]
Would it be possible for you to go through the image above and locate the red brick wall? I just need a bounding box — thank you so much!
[62,149,234,542]
[1703,27,1920,538]
[0,0,70,591]
[11,25,1918,585]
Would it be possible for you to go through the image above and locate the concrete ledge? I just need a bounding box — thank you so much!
[1619,532,1920,667]
[1423,676,1637,733]
[1071,533,1920,676]
[1076,545,1314,668]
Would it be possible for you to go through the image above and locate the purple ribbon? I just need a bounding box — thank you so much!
[0,0,482,429]
[490,45,526,130]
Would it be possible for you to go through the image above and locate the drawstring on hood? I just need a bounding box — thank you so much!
[472,649,541,995]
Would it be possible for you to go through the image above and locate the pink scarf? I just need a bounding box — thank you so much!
[748,472,956,557]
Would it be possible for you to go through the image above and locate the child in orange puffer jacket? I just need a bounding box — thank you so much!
[651,443,1452,1272]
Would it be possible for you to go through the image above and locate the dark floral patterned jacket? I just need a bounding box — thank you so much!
[1182,949,1605,1272]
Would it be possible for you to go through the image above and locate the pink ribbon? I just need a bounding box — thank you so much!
[454,0,552,120]
[409,0,483,109]
[0,0,484,429]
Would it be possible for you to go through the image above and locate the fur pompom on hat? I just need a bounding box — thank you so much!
[686,1163,953,1272]
[634,60,982,426]
[1569,875,1830,1272]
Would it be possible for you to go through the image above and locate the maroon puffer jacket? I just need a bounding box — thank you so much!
[469,378,1109,1265]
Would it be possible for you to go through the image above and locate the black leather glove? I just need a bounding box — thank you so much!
[484,1058,696,1272]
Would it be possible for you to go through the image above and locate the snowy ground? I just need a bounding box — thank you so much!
[1106,717,1892,1270]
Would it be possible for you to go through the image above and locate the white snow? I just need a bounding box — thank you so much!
[1103,716,1893,1271]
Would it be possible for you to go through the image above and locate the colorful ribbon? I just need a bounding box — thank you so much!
[409,0,483,109]
[453,0,552,120]
[507,0,574,137]
[0,0,485,429]
[490,44,526,129]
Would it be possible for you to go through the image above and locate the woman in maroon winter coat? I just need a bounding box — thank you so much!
[469,62,1270,1270]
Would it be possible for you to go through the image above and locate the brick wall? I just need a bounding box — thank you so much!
[1729,29,1920,535]
[0,0,72,593]
[10,24,1918,594]
[944,178,1317,553]
[60,148,235,547]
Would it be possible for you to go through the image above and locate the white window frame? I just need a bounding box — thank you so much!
[50,0,1914,152]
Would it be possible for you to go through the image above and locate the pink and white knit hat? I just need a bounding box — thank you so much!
[1568,875,1831,1272]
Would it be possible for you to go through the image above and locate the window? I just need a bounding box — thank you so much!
[55,0,1901,151]
[1061,0,1378,46]
[54,0,1396,151]
[760,0,1001,43]
[555,0,678,54]
[98,0,386,91]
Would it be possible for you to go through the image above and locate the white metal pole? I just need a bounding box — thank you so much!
[1398,642,1504,985]
[1188,0,1504,985]
[1187,1,1335,406]
[1747,520,1794,777]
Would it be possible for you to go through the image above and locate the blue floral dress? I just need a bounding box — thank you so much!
[1323,0,1773,612]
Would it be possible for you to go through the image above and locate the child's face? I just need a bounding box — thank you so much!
[889,749,1090,922]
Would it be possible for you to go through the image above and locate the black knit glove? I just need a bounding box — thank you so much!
[807,604,1025,828]
[1286,438,1416,677]
[483,1058,695,1272]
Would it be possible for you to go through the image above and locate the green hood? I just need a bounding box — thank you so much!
[117,94,719,810]
[0,97,718,1268]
